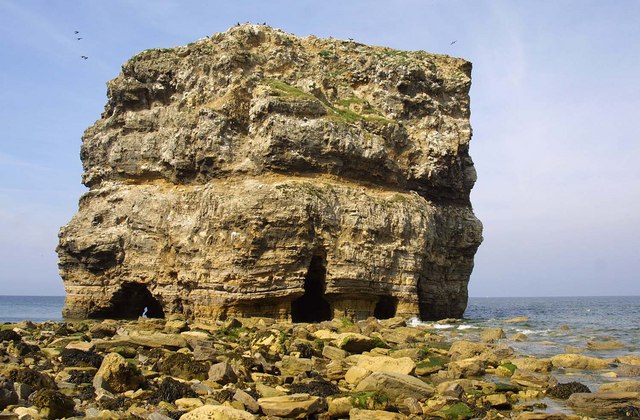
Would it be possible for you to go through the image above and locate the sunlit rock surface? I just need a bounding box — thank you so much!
[58,25,482,321]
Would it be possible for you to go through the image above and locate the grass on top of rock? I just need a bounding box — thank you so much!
[260,78,316,100]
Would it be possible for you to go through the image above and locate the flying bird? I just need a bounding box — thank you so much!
[74,30,79,34]
[76,37,82,40]
[450,40,457,45]
[81,55,88,60]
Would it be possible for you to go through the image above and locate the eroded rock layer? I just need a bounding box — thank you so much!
[58,25,483,321]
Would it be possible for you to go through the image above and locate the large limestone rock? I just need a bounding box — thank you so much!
[58,24,482,322]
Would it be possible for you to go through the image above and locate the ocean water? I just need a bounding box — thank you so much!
[0,295,65,323]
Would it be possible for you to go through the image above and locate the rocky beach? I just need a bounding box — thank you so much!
[1,315,639,419]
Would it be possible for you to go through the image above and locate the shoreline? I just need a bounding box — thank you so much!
[1,316,639,419]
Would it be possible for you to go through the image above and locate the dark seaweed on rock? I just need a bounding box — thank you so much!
[0,330,22,342]
[9,368,57,391]
[149,377,196,404]
[288,377,341,397]
[60,348,103,368]
[548,381,591,399]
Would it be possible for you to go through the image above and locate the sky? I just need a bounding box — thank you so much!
[0,1,638,297]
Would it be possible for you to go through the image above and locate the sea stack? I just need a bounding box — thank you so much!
[57,25,483,321]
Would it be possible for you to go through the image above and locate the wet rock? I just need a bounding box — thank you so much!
[179,404,254,420]
[480,327,506,342]
[551,354,611,370]
[355,372,434,401]
[258,393,327,418]
[207,361,238,385]
[567,391,640,417]
[157,352,209,381]
[515,413,570,419]
[510,332,529,342]
[93,352,145,393]
[29,388,75,419]
[618,355,640,366]
[617,363,640,377]
[482,392,510,408]
[598,380,640,393]
[511,357,552,373]
[548,381,591,399]
[448,340,513,364]
[586,338,624,350]
[510,370,557,389]
[504,317,529,323]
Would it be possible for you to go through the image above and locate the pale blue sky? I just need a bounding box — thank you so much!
[0,1,638,296]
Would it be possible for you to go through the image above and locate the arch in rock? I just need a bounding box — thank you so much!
[291,255,332,323]
[373,295,398,319]
[88,281,165,319]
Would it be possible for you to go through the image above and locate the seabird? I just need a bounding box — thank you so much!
[76,37,82,40]
[81,55,88,59]
[74,30,79,34]
[450,40,457,45]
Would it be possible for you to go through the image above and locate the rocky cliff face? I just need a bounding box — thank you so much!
[58,25,482,321]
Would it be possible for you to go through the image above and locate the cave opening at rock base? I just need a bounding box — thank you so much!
[374,295,398,319]
[291,255,332,323]
[88,281,165,319]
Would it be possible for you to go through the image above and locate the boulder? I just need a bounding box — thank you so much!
[480,327,506,342]
[598,380,640,393]
[334,334,382,354]
[349,408,407,419]
[618,355,640,366]
[258,393,326,418]
[617,363,640,377]
[208,361,238,385]
[93,352,145,393]
[567,391,640,416]
[510,370,557,389]
[356,355,416,376]
[511,357,552,372]
[551,354,611,370]
[447,357,485,378]
[355,372,434,401]
[586,339,624,350]
[179,404,255,420]
[29,389,75,419]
